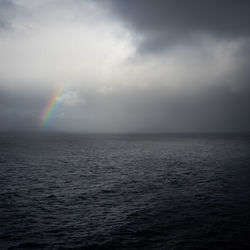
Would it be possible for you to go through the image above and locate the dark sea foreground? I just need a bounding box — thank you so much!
[0,133,250,250]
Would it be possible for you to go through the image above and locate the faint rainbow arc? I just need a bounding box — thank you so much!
[39,86,65,129]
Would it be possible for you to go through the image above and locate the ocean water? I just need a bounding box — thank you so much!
[0,133,250,250]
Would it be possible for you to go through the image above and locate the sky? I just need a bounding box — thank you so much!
[0,0,250,133]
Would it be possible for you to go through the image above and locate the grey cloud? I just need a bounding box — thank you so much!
[109,0,250,52]
[0,0,19,31]
[0,18,8,30]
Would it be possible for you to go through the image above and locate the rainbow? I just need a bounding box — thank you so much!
[39,86,65,129]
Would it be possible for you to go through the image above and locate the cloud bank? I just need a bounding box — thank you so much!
[0,0,250,132]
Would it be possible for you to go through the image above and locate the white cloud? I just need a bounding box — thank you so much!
[58,91,86,107]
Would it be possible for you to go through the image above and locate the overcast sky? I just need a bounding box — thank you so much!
[0,0,250,132]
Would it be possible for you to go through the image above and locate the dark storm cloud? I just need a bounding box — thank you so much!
[110,0,250,52]
[103,0,250,133]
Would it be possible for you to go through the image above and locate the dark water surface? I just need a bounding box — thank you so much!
[0,133,250,249]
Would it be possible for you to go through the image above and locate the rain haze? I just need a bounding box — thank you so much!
[0,0,250,132]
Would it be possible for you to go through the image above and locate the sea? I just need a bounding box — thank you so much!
[0,133,250,250]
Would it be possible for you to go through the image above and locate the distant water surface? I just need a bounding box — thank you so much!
[0,133,250,249]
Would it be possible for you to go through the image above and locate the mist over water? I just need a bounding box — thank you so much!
[1,133,250,249]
